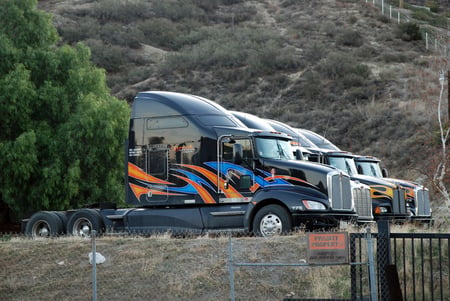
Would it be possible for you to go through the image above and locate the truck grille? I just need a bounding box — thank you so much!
[415,187,431,217]
[352,185,373,221]
[329,173,353,211]
[392,188,407,215]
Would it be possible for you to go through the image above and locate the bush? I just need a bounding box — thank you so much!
[301,70,322,101]
[58,18,99,44]
[247,43,301,76]
[396,22,422,41]
[425,0,439,13]
[336,29,364,47]
[153,0,206,22]
[138,18,185,50]
[163,27,296,75]
[320,21,337,37]
[318,52,354,80]
[99,23,142,49]
[84,39,127,72]
[90,0,151,23]
[304,42,328,62]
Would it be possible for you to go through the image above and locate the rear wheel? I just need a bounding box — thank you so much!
[25,211,63,238]
[52,211,68,234]
[252,205,292,237]
[67,209,104,237]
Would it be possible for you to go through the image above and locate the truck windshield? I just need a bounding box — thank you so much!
[356,161,383,177]
[255,137,294,160]
[328,156,358,175]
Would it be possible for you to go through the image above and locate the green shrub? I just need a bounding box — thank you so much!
[380,51,410,63]
[376,14,390,24]
[138,18,185,50]
[320,21,337,37]
[91,0,151,23]
[425,0,439,13]
[247,43,301,76]
[348,15,358,25]
[84,39,127,72]
[301,70,322,101]
[153,0,206,22]
[163,27,295,75]
[395,22,422,41]
[99,23,142,49]
[318,52,354,80]
[304,42,328,62]
[58,18,99,44]
[354,45,379,59]
[336,29,364,47]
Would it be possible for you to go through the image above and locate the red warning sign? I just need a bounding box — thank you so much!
[308,233,347,250]
[307,232,349,264]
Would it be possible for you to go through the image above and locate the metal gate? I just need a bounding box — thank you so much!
[350,220,450,301]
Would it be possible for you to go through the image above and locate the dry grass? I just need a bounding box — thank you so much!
[0,231,350,300]
[1,223,445,300]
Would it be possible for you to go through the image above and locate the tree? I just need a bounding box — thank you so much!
[433,65,450,210]
[0,0,130,219]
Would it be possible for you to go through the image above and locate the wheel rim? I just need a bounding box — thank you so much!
[259,213,282,237]
[31,220,51,238]
[72,218,93,237]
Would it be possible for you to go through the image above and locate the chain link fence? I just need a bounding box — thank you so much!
[1,231,368,301]
[362,0,449,56]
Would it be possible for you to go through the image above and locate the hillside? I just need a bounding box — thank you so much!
[36,0,449,212]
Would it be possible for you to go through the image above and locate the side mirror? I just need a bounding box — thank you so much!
[295,149,303,160]
[357,165,363,174]
[233,143,243,165]
[382,168,388,178]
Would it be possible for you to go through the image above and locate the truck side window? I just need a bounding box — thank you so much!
[240,139,254,166]
[147,149,168,179]
[222,142,234,162]
[222,139,254,165]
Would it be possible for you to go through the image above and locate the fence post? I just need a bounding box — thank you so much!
[366,228,378,301]
[228,236,236,301]
[377,219,391,301]
[91,230,97,301]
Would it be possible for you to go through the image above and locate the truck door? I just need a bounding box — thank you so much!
[219,137,255,201]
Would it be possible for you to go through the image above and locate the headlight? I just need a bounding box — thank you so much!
[302,200,326,210]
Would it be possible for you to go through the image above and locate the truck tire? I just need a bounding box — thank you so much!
[252,205,292,237]
[67,209,104,237]
[25,211,63,238]
[52,211,68,234]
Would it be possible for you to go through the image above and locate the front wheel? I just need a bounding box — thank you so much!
[252,205,292,237]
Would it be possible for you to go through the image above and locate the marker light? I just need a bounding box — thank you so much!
[374,206,388,214]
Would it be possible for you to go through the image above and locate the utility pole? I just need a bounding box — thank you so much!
[448,70,450,124]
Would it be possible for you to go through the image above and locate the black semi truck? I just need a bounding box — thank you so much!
[23,91,357,238]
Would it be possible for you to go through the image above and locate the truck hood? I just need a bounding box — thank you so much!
[351,174,397,188]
